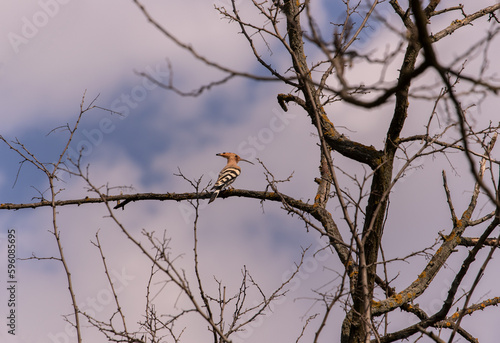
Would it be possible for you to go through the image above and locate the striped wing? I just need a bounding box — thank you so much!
[213,166,241,190]
[209,166,241,204]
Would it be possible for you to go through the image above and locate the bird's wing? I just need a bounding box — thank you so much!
[213,166,241,190]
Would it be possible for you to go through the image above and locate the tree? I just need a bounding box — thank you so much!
[1,1,500,342]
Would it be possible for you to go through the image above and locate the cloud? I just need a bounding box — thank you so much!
[1,1,499,342]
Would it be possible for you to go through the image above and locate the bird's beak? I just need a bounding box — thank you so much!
[240,158,254,165]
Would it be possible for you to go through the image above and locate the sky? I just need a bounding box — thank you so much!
[0,1,499,342]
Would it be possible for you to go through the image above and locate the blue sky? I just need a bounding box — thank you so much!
[0,1,499,342]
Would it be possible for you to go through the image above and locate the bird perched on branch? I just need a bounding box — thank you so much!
[209,152,254,204]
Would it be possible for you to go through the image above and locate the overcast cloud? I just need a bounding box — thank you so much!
[0,1,499,342]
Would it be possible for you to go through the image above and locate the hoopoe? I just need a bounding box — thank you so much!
[209,152,254,204]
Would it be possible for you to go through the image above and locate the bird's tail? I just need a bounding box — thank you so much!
[208,189,220,204]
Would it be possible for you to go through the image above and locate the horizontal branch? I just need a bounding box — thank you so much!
[0,189,308,211]
[324,132,383,170]
[458,236,500,248]
[0,188,355,275]
[399,134,500,164]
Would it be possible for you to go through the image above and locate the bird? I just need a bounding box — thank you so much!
[209,152,254,204]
